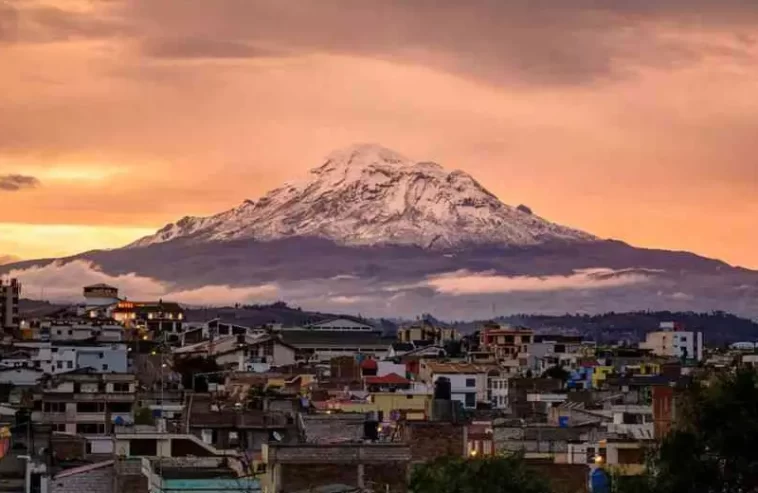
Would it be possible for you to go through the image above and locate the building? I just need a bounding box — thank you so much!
[0,278,20,333]
[304,318,376,332]
[44,323,123,342]
[14,341,129,374]
[640,322,703,361]
[33,370,137,435]
[279,330,390,362]
[174,334,297,370]
[112,300,184,336]
[419,362,490,409]
[397,321,459,345]
[82,284,120,307]
[479,323,533,361]
[488,371,511,410]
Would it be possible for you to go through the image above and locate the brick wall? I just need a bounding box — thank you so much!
[364,463,408,493]
[402,422,465,463]
[115,474,148,493]
[51,434,87,461]
[281,464,358,492]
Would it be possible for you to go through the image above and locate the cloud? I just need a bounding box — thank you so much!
[0,254,20,265]
[141,37,279,59]
[0,174,40,191]
[121,0,758,86]
[410,268,654,296]
[6,260,278,305]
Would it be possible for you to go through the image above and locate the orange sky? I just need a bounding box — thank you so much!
[1,0,757,267]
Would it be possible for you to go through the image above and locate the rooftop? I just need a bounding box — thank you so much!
[280,331,390,348]
[364,373,410,385]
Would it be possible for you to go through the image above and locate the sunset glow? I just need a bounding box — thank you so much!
[2,1,757,267]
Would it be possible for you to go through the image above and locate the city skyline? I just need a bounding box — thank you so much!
[2,1,757,268]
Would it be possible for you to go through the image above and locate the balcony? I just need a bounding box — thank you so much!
[73,392,136,402]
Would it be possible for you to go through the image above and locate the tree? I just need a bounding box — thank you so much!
[134,407,155,426]
[634,369,758,493]
[409,454,550,493]
[173,356,222,391]
[541,365,570,383]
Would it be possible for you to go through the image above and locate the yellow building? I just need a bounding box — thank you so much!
[321,392,431,420]
[592,366,615,389]
[371,392,430,420]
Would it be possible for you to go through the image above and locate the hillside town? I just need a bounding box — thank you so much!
[0,278,755,493]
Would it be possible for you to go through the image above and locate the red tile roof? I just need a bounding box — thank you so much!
[364,373,410,385]
[360,359,378,370]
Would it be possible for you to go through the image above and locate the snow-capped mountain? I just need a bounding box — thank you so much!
[130,144,596,249]
[3,143,758,320]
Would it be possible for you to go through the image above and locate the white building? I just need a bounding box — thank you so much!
[421,362,489,409]
[488,374,510,409]
[304,318,376,332]
[44,323,123,342]
[640,323,703,361]
[174,334,297,370]
[13,341,129,373]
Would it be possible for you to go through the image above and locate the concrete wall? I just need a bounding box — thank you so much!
[263,444,411,493]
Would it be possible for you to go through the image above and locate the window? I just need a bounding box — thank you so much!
[586,447,596,464]
[56,361,63,369]
[68,330,73,336]
[464,393,476,408]
[102,364,109,371]
[67,361,73,369]
[108,402,132,413]
[98,352,104,358]
[51,424,66,432]
[77,402,105,413]
[465,378,476,387]
[76,423,106,435]
[43,402,66,413]
[113,383,130,393]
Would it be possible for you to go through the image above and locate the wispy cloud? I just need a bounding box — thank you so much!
[0,174,40,191]
[396,268,655,296]
[6,260,279,305]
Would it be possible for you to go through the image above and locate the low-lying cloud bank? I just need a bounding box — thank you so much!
[389,268,655,295]
[6,260,278,305]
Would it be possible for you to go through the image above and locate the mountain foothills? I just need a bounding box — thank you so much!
[3,144,758,319]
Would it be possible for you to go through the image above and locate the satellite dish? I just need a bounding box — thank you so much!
[272,431,282,442]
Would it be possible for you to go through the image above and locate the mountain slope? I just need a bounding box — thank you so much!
[129,144,595,249]
[3,144,757,320]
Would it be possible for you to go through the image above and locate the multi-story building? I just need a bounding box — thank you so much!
[14,341,129,373]
[0,278,20,333]
[41,322,123,342]
[33,370,137,435]
[82,283,121,306]
[420,361,491,409]
[479,323,533,361]
[112,300,184,337]
[640,322,703,361]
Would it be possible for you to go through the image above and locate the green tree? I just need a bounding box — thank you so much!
[541,365,570,383]
[409,454,550,493]
[134,407,155,426]
[635,368,758,493]
[173,356,222,391]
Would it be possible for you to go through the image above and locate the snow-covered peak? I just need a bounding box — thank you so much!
[128,145,597,249]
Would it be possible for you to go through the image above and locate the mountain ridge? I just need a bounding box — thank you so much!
[2,144,757,319]
[128,143,596,250]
